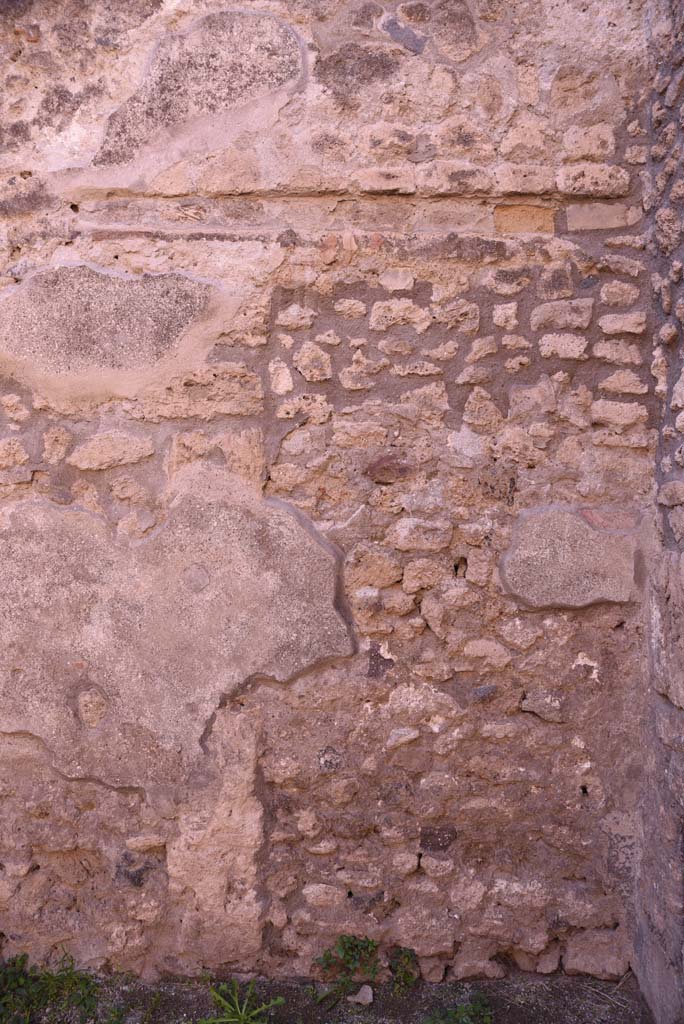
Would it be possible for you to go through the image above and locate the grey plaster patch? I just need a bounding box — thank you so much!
[95,10,303,165]
[0,264,210,375]
[500,507,637,608]
[0,465,354,788]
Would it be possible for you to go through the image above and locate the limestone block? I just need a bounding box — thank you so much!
[0,439,29,469]
[494,204,555,234]
[566,203,641,230]
[293,341,332,382]
[598,312,647,335]
[369,298,432,333]
[561,124,615,161]
[500,507,637,608]
[530,299,594,331]
[563,928,630,980]
[590,400,648,428]
[539,334,588,359]
[557,164,630,197]
[67,432,154,470]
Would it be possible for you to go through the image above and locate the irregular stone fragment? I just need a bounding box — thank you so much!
[293,341,332,382]
[276,304,317,330]
[339,351,389,390]
[539,334,588,360]
[466,337,497,364]
[463,638,511,670]
[133,364,263,421]
[379,268,415,291]
[463,387,503,430]
[0,465,353,786]
[598,370,647,394]
[593,340,643,365]
[315,330,341,347]
[655,207,681,255]
[500,508,636,608]
[657,482,684,507]
[557,164,630,197]
[590,400,648,428]
[277,393,332,423]
[0,438,28,469]
[67,432,154,471]
[493,303,518,330]
[563,928,630,981]
[386,517,453,552]
[562,124,615,161]
[1,395,29,423]
[447,425,490,468]
[345,978,372,1002]
[530,299,593,331]
[268,357,294,395]
[96,11,302,163]
[598,312,647,335]
[672,366,684,410]
[433,298,480,334]
[600,281,640,306]
[521,690,565,723]
[315,43,400,101]
[369,298,432,333]
[42,427,72,464]
[398,0,484,61]
[392,360,441,377]
[333,298,366,318]
[386,727,420,750]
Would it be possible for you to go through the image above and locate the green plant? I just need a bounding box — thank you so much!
[199,980,284,1024]
[102,1009,126,1024]
[0,952,100,1024]
[140,991,161,1024]
[389,946,419,994]
[423,994,493,1024]
[315,934,380,1004]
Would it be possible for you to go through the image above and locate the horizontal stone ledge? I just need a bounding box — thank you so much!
[61,183,633,205]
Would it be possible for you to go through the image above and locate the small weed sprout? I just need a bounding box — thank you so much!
[315,934,380,1004]
[199,980,285,1024]
[389,946,419,994]
[0,952,99,1024]
[423,994,493,1024]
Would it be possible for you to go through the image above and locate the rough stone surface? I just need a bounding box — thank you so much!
[500,509,637,608]
[96,12,302,165]
[0,0,676,1014]
[0,464,352,785]
[0,266,213,401]
[67,432,155,470]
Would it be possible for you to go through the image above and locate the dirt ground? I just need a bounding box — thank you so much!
[93,970,654,1024]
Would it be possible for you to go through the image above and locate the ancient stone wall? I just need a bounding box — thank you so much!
[634,2,684,1022]
[0,0,672,1005]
